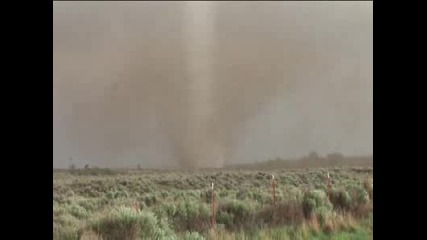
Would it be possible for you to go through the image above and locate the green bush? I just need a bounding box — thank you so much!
[302,190,334,223]
[347,185,370,208]
[219,190,229,197]
[65,203,88,219]
[217,211,234,227]
[151,217,178,240]
[53,224,82,240]
[280,187,303,203]
[144,194,158,207]
[184,231,205,240]
[251,191,270,205]
[53,203,65,216]
[329,188,352,211]
[77,198,101,212]
[201,190,213,203]
[217,199,257,230]
[90,207,177,240]
[236,189,250,200]
[53,214,82,240]
[156,201,210,232]
[106,190,118,200]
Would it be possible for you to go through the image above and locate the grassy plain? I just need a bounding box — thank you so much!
[53,161,373,240]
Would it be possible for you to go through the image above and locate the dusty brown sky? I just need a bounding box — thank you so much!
[53,1,372,168]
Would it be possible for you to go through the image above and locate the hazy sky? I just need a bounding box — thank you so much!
[53,1,373,168]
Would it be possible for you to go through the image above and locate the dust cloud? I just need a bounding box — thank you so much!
[53,2,373,169]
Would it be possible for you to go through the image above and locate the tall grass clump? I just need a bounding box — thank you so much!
[184,231,205,240]
[64,203,89,219]
[53,214,83,240]
[90,206,176,240]
[257,202,305,227]
[53,224,82,240]
[216,199,257,230]
[156,201,211,232]
[345,184,371,218]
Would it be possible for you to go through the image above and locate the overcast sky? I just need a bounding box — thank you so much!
[53,1,372,168]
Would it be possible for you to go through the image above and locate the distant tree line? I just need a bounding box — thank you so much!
[228,152,373,170]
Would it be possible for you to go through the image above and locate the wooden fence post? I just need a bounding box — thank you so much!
[211,182,216,230]
[327,172,332,201]
[272,175,277,206]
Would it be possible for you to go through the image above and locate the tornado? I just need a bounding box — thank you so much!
[53,2,373,169]
[181,2,223,168]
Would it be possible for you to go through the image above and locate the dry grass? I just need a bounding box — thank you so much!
[80,231,99,240]
[322,213,357,235]
[364,178,373,200]
[308,215,320,235]
[353,203,373,219]
[257,202,305,226]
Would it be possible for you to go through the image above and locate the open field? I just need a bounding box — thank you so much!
[53,163,373,240]
[53,2,372,239]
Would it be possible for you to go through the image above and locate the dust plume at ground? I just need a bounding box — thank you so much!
[53,2,372,168]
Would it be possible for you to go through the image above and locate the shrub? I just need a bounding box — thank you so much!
[352,202,373,219]
[251,191,270,205]
[53,224,82,240]
[106,190,117,200]
[329,188,352,211]
[90,206,177,240]
[347,185,370,208]
[302,190,334,224]
[236,189,249,200]
[217,199,257,230]
[219,190,229,198]
[152,217,178,240]
[144,194,158,207]
[280,187,303,203]
[65,203,89,219]
[77,198,100,212]
[53,214,83,240]
[184,231,205,240]
[217,211,234,227]
[257,202,304,226]
[159,201,210,232]
[201,190,213,203]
